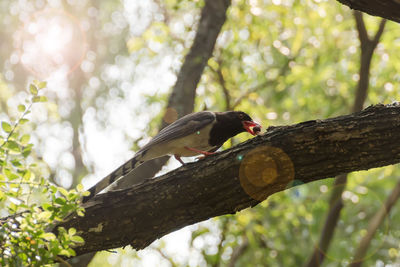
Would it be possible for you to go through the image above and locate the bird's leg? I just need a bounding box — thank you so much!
[174,154,185,165]
[184,146,216,156]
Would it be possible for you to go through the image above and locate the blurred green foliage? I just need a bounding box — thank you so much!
[0,82,88,266]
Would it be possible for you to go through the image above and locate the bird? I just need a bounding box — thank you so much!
[83,111,261,202]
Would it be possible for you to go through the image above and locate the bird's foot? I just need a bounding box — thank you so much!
[174,154,185,165]
[195,155,207,160]
[184,146,216,156]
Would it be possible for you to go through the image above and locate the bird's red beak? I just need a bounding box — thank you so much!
[242,121,262,136]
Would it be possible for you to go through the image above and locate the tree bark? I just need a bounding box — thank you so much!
[337,0,400,23]
[60,103,400,256]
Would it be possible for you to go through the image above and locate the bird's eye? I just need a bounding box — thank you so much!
[238,113,244,119]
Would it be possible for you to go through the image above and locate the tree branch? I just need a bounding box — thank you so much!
[232,57,292,109]
[371,18,387,46]
[228,236,249,267]
[354,12,369,46]
[210,58,232,111]
[353,12,386,113]
[57,103,400,256]
[350,179,400,267]
[336,0,400,23]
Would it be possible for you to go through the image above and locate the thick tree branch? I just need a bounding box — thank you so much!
[58,103,400,256]
[337,0,400,23]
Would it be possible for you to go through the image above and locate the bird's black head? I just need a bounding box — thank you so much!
[209,111,261,147]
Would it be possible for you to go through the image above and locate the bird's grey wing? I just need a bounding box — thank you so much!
[138,111,216,153]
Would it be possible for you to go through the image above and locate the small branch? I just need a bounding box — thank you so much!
[305,174,347,267]
[153,0,170,24]
[371,18,387,46]
[217,62,231,111]
[228,236,249,267]
[350,179,400,267]
[232,82,268,109]
[154,247,177,267]
[354,11,369,46]
[0,102,32,150]
[57,256,73,267]
[232,57,293,109]
[208,59,232,110]
[213,218,229,267]
[352,11,387,113]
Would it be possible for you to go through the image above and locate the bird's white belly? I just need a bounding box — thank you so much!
[142,123,215,160]
[166,123,215,156]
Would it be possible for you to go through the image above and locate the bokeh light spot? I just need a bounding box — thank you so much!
[16,9,86,78]
[239,146,294,201]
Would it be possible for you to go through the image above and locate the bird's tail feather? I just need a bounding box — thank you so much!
[82,152,144,202]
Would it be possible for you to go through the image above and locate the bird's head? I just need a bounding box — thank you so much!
[221,111,262,136]
[209,111,262,147]
[236,111,262,136]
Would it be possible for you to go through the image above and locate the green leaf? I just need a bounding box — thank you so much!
[58,187,69,197]
[20,134,30,145]
[38,211,52,221]
[18,104,26,112]
[76,210,85,217]
[4,140,20,154]
[76,184,84,192]
[71,235,84,243]
[32,96,41,103]
[29,84,38,95]
[68,228,76,236]
[8,202,17,212]
[55,197,66,205]
[22,147,31,158]
[11,159,22,168]
[40,232,56,241]
[38,81,47,89]
[42,203,53,211]
[19,118,29,125]
[39,96,48,102]
[2,122,12,133]
[4,168,19,180]
[22,170,33,181]
[59,249,72,257]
